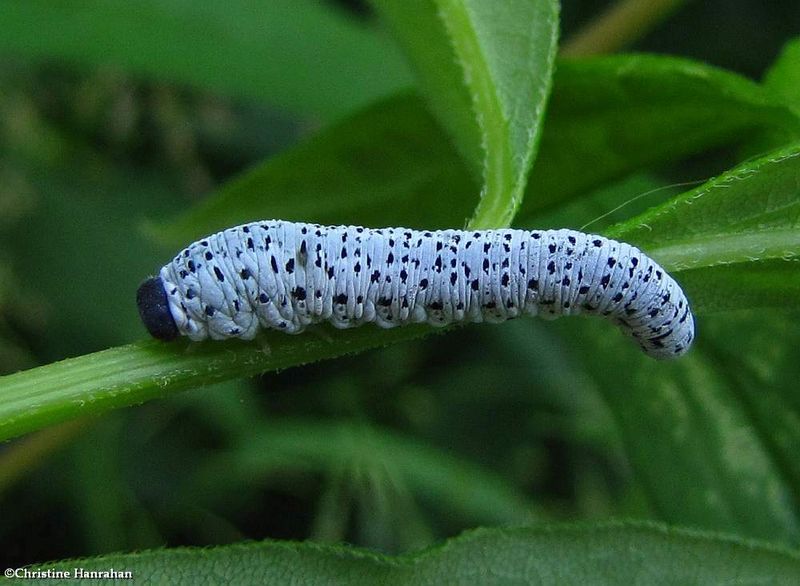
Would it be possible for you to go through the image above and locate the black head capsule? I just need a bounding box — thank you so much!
[136,277,179,341]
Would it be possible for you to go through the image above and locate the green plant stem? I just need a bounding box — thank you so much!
[0,418,87,494]
[0,327,433,443]
[561,0,690,57]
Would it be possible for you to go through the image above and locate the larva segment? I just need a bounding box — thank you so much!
[141,221,696,359]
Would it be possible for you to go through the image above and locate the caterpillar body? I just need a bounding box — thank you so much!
[136,220,695,359]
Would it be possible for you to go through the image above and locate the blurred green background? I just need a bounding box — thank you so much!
[0,0,798,568]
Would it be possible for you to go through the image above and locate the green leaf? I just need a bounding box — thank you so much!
[0,0,414,122]
[764,37,800,112]
[605,143,800,312]
[186,419,539,528]
[28,522,800,584]
[370,0,560,228]
[518,55,800,221]
[675,260,800,314]
[558,311,800,543]
[701,312,800,499]
[608,143,800,269]
[150,93,477,248]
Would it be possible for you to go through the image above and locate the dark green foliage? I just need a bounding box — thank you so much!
[0,0,799,581]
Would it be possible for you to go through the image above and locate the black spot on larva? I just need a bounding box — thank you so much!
[136,277,179,341]
[341,232,347,242]
[271,256,279,273]
[528,278,539,289]
[205,251,213,260]
[436,241,443,251]
[240,268,251,280]
[327,266,335,279]
[548,243,556,253]
[200,240,208,247]
[612,292,623,303]
[501,273,510,287]
[292,287,307,301]
[471,280,480,291]
[567,236,576,245]
[214,266,225,282]
[233,300,240,312]
[450,258,457,268]
[482,258,490,272]
[501,258,509,268]
[335,293,348,304]
[259,293,268,303]
[205,306,216,316]
[400,269,408,282]
[300,240,307,255]
[371,270,381,283]
[600,274,611,288]
[607,257,616,268]
[341,246,347,258]
[187,260,196,272]
[387,253,394,264]
[593,239,602,247]
[483,242,491,253]
[179,270,188,279]
[315,290,322,298]
[314,257,322,268]
[285,259,295,273]
[503,243,510,253]
[532,232,541,239]
[656,270,663,279]
[464,265,471,278]
[186,288,196,299]
[451,272,458,286]
[456,301,464,310]
[420,278,429,289]
[547,261,555,274]
[578,285,590,295]
[648,308,659,318]
[562,276,570,286]
[401,255,409,263]
[354,262,361,273]
[357,295,363,303]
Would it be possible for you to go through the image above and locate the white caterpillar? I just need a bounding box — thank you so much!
[137,220,695,359]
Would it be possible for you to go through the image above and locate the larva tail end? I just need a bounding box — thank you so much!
[137,277,179,341]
